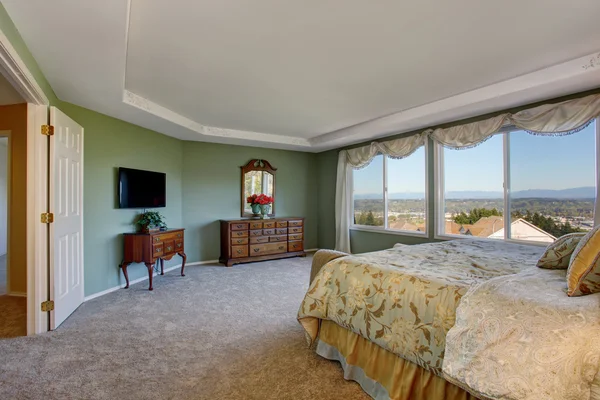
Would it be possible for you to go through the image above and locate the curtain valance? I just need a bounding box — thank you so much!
[345,132,427,168]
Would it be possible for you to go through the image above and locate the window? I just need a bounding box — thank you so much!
[437,119,598,243]
[353,147,427,234]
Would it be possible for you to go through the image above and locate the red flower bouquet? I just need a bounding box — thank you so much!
[246,193,273,205]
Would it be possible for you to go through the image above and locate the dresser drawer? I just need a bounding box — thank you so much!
[175,240,184,251]
[152,244,164,257]
[263,221,276,229]
[263,228,275,235]
[276,228,288,235]
[231,237,249,245]
[289,227,303,234]
[163,240,176,254]
[288,241,304,252]
[249,236,269,244]
[288,220,303,227]
[231,222,249,231]
[269,234,287,242]
[249,242,287,256]
[153,231,183,243]
[231,245,248,258]
[288,233,303,241]
[231,230,249,238]
[249,222,263,230]
[276,221,288,228]
[250,229,263,237]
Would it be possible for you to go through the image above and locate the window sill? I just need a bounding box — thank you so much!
[351,225,428,238]
[434,233,549,247]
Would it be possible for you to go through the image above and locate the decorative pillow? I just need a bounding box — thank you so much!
[536,232,586,269]
[567,225,600,297]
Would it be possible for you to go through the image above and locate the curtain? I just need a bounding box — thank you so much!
[334,94,600,252]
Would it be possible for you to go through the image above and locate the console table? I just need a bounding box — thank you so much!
[121,228,186,290]
[220,217,305,266]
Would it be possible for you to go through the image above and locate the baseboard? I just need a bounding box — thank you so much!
[8,291,26,297]
[83,259,219,302]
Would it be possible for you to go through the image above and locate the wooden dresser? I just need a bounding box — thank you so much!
[220,218,306,266]
[121,228,187,290]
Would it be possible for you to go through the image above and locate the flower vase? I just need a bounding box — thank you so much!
[260,204,271,219]
[251,203,261,217]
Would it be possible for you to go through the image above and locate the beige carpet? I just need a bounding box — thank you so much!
[0,255,369,400]
[0,295,26,338]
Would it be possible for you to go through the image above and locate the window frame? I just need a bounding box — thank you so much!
[434,117,600,245]
[350,140,429,238]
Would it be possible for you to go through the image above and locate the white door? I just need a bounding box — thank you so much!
[49,107,84,329]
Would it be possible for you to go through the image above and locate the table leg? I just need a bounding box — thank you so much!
[145,262,154,291]
[178,252,187,276]
[160,258,164,275]
[121,262,131,289]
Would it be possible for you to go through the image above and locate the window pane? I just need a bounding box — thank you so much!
[353,155,384,227]
[387,149,426,233]
[443,135,504,238]
[508,121,596,243]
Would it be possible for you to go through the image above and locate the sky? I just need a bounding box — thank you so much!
[353,121,597,195]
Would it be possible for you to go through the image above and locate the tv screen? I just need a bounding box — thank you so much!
[118,167,166,209]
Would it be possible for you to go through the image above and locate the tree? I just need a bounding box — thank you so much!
[453,207,502,225]
[365,211,375,226]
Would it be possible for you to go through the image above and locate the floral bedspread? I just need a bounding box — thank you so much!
[443,267,600,400]
[297,239,544,376]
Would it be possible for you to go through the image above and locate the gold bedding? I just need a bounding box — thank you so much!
[297,239,545,376]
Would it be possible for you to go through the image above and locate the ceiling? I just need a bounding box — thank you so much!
[3,0,600,152]
[0,70,24,106]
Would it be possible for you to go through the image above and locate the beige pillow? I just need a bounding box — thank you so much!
[567,225,600,297]
[536,232,586,269]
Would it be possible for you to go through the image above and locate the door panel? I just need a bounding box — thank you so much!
[50,107,84,329]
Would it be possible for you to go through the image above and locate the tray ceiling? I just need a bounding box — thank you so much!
[4,0,600,151]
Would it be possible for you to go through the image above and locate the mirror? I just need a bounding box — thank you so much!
[241,159,277,217]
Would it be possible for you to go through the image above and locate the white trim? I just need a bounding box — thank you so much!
[27,104,48,335]
[0,30,49,105]
[432,232,548,247]
[351,225,427,238]
[8,291,26,297]
[596,117,600,227]
[83,260,218,302]
[0,130,11,295]
[503,133,511,239]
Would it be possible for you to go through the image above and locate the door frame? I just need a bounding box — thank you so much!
[0,28,50,335]
[0,130,11,295]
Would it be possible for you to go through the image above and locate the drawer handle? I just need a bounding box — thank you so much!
[237,249,243,254]
[236,224,243,228]
[237,239,243,244]
[156,248,162,252]
[279,246,285,250]
[177,233,182,237]
[253,248,260,253]
[166,246,172,251]
[177,243,182,248]
[154,237,160,242]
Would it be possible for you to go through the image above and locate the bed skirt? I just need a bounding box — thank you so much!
[317,320,476,400]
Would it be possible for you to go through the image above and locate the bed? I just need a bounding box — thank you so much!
[298,239,600,400]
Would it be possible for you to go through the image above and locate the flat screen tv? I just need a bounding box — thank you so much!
[118,167,166,209]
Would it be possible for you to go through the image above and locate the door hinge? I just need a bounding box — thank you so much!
[41,300,54,312]
[41,124,54,136]
[41,212,54,223]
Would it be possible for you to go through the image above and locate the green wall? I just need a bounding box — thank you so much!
[59,103,185,296]
[182,142,318,262]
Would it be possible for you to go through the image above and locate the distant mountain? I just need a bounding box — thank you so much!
[354,187,596,200]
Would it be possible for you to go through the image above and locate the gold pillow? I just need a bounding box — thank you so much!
[537,232,586,269]
[567,225,600,297]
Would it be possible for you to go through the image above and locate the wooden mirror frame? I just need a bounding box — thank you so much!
[241,159,277,217]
